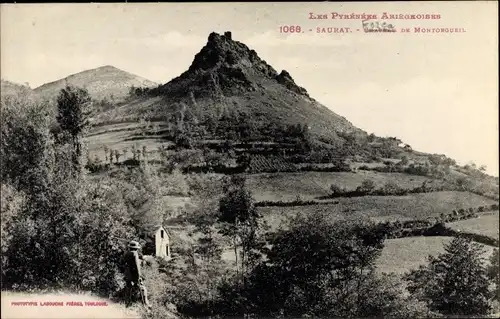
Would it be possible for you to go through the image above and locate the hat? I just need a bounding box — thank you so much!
[128,241,141,249]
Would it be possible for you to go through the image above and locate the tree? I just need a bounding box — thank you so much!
[103,146,109,163]
[3,143,85,289]
[330,183,345,196]
[129,85,136,97]
[217,177,264,280]
[131,145,139,161]
[205,150,225,169]
[114,150,121,163]
[0,183,26,280]
[62,180,137,294]
[400,155,409,165]
[1,89,139,296]
[1,90,53,192]
[405,237,492,316]
[236,154,251,170]
[56,85,92,172]
[216,213,426,318]
[204,115,218,136]
[175,133,193,149]
[487,249,499,302]
[455,176,472,191]
[357,178,376,194]
[367,133,376,142]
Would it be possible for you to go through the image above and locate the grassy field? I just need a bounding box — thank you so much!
[376,236,496,275]
[221,236,497,277]
[246,171,432,202]
[447,212,499,239]
[85,122,173,163]
[258,191,497,231]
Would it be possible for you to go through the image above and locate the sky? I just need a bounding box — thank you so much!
[1,2,498,176]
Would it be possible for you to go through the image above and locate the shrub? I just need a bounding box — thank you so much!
[356,178,376,194]
[381,180,405,195]
[330,183,346,196]
[215,214,427,318]
[174,133,193,149]
[405,237,492,316]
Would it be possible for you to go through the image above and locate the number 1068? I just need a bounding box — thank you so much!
[279,26,302,33]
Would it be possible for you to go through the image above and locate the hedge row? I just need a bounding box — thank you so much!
[379,221,499,247]
[182,165,245,174]
[359,163,430,176]
[326,184,448,199]
[439,203,499,223]
[255,199,321,207]
[416,223,498,247]
[298,165,352,173]
[376,204,499,246]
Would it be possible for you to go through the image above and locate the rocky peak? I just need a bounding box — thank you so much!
[162,31,310,98]
[188,31,269,73]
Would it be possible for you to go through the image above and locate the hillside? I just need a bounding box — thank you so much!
[79,32,499,193]
[33,65,157,103]
[92,32,364,142]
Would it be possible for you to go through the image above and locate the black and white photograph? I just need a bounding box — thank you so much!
[1,2,498,318]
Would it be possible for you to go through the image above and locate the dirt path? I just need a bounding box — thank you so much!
[1,291,142,319]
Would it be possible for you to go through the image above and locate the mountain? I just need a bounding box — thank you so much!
[1,80,32,99]
[33,65,157,103]
[94,32,363,140]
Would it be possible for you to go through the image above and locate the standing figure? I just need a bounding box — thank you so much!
[122,240,151,308]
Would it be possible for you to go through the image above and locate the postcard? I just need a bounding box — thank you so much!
[1,2,498,319]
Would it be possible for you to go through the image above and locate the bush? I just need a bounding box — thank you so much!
[216,214,427,318]
[405,237,492,317]
[379,180,407,195]
[174,133,193,149]
[330,183,346,195]
[0,88,142,296]
[356,178,376,194]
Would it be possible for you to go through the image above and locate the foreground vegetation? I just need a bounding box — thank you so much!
[377,236,496,275]
[1,86,499,318]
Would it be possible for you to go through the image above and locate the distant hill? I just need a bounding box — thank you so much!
[33,65,157,103]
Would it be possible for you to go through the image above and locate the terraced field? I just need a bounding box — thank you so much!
[258,191,497,231]
[246,171,433,202]
[376,236,496,275]
[447,211,499,239]
[85,121,172,162]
